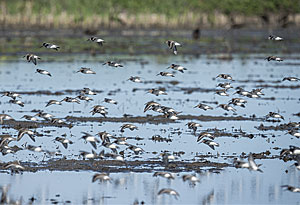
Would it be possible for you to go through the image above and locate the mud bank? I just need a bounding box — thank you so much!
[0,114,263,129]
[0,159,230,173]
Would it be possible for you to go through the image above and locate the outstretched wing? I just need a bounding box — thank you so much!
[32,57,37,65]
[90,141,97,149]
[173,46,177,55]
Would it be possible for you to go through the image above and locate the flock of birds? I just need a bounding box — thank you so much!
[0,33,300,203]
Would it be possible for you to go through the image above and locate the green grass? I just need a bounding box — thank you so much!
[4,0,300,16]
[1,0,300,28]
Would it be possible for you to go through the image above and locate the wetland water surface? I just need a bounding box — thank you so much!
[0,54,300,204]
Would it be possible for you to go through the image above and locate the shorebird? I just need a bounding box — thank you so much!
[265,56,283,61]
[107,153,124,161]
[0,135,16,147]
[182,174,200,183]
[35,111,54,120]
[234,88,250,97]
[128,76,142,83]
[27,144,43,152]
[280,145,300,156]
[248,153,263,172]
[148,89,167,96]
[40,42,60,50]
[103,61,123,67]
[166,40,181,55]
[229,98,247,107]
[251,88,264,96]
[61,97,80,104]
[153,172,175,180]
[102,142,119,153]
[216,89,229,96]
[194,103,213,111]
[9,99,24,107]
[197,132,215,142]
[45,100,62,107]
[157,72,175,77]
[104,98,118,105]
[160,152,176,164]
[54,137,73,149]
[120,124,138,132]
[0,114,14,124]
[164,112,179,120]
[1,147,18,156]
[200,139,219,150]
[287,122,300,127]
[77,95,93,102]
[23,54,41,65]
[2,91,21,99]
[113,137,128,146]
[217,104,236,112]
[97,131,112,143]
[217,82,233,90]
[17,128,36,142]
[246,91,260,98]
[233,158,250,169]
[266,112,284,120]
[79,150,97,160]
[167,64,187,73]
[81,87,97,95]
[50,118,66,124]
[127,145,144,154]
[283,77,300,82]
[161,106,180,115]
[21,115,38,122]
[144,101,161,112]
[216,74,233,80]
[287,122,300,128]
[92,173,111,183]
[36,69,52,77]
[158,188,180,199]
[91,105,106,111]
[287,130,300,138]
[5,161,25,173]
[76,67,96,74]
[152,105,165,113]
[281,185,300,193]
[87,37,105,46]
[268,35,283,41]
[186,122,202,132]
[90,105,107,117]
[81,132,100,149]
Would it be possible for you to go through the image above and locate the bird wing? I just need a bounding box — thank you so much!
[62,142,68,149]
[17,130,25,141]
[90,141,97,149]
[208,144,215,150]
[173,46,177,55]
[32,57,37,65]
[248,153,256,168]
[28,134,36,142]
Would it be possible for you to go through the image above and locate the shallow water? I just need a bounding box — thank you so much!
[0,162,299,204]
[0,54,300,203]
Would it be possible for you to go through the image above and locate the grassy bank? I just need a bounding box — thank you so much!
[1,0,300,29]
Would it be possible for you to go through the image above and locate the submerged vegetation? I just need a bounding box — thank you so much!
[1,0,300,29]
